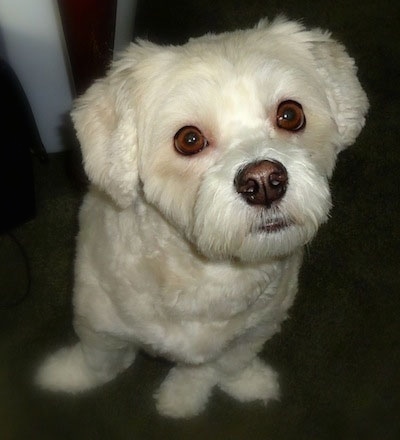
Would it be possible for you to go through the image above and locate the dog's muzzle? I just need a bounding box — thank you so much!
[234,160,288,207]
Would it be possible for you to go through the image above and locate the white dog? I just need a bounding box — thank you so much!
[36,17,368,418]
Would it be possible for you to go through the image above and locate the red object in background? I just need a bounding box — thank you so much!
[58,0,117,96]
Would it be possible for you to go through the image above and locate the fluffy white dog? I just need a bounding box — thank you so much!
[36,17,368,418]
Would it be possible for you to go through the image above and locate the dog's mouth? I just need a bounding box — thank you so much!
[257,218,292,233]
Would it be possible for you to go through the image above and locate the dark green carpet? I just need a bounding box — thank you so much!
[1,1,399,439]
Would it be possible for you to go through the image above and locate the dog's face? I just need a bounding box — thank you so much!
[72,18,368,262]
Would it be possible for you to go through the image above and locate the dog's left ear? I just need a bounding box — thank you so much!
[309,31,369,149]
[71,52,139,209]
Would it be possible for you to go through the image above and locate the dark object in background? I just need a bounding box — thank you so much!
[58,0,117,95]
[57,0,118,189]
[0,58,43,232]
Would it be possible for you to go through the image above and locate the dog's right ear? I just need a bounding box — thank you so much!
[71,51,139,209]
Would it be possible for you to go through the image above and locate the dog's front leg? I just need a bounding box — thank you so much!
[154,362,218,418]
[215,329,280,404]
[216,356,279,404]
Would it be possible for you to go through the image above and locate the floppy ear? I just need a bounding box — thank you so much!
[309,31,369,149]
[71,58,139,209]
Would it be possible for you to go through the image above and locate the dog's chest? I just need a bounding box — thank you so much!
[114,256,298,364]
[157,260,280,320]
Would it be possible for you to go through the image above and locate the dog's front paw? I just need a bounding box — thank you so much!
[219,358,280,403]
[154,365,217,418]
[35,344,104,393]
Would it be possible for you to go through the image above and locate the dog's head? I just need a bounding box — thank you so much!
[72,17,368,262]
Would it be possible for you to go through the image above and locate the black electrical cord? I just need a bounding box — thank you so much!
[0,232,31,308]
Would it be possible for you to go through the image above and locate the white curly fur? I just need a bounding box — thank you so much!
[36,17,368,418]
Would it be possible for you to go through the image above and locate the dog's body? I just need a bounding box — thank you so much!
[37,18,368,417]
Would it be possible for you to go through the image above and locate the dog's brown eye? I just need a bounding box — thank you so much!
[174,126,208,155]
[276,100,306,131]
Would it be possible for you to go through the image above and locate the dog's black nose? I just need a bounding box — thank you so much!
[235,160,288,207]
